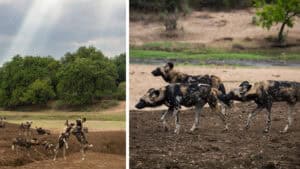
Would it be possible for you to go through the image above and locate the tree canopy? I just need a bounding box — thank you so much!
[255,0,300,42]
[0,46,125,108]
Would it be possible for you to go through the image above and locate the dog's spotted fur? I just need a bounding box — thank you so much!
[36,127,50,135]
[11,137,40,156]
[221,80,300,133]
[135,83,228,133]
[0,117,6,128]
[72,118,93,160]
[19,121,32,136]
[53,120,74,161]
[151,62,226,94]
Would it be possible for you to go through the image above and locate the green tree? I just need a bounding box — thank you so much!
[22,79,56,105]
[57,46,118,105]
[57,58,96,105]
[255,0,300,43]
[0,55,60,108]
[113,53,126,84]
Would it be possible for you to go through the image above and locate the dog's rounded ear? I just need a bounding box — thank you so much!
[167,62,174,70]
[147,88,155,93]
[82,117,86,122]
[239,81,249,87]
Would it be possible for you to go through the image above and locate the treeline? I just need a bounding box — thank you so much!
[0,46,126,108]
[130,0,254,11]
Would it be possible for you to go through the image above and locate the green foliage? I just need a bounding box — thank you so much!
[255,0,300,42]
[113,53,126,84]
[57,46,118,106]
[0,46,125,108]
[22,79,56,105]
[114,82,126,100]
[0,56,60,108]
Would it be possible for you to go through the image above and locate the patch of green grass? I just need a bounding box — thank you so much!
[131,41,300,61]
[0,111,125,121]
[130,49,273,60]
[130,49,300,61]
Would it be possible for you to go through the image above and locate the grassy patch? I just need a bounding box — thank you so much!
[130,49,272,60]
[130,42,300,61]
[0,111,125,121]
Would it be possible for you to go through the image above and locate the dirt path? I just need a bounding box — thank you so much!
[130,103,300,169]
[130,10,300,49]
[130,64,300,110]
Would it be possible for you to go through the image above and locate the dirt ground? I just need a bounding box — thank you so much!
[130,102,300,169]
[0,123,125,169]
[130,64,300,110]
[130,10,300,49]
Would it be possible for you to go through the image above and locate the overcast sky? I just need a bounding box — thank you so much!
[0,0,126,64]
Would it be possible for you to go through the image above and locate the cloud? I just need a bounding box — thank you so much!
[0,0,125,64]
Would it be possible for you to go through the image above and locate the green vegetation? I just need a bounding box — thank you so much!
[0,46,125,109]
[0,111,125,121]
[255,0,300,43]
[131,42,300,61]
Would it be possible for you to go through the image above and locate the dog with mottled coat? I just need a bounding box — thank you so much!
[220,80,300,133]
[135,83,229,134]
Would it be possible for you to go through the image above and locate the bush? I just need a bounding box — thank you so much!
[113,53,126,84]
[114,82,126,100]
[0,56,60,108]
[22,79,56,105]
[57,46,118,105]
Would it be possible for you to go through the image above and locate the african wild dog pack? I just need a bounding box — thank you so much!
[136,62,299,134]
[8,118,92,161]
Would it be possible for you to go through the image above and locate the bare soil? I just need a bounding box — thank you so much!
[0,123,125,169]
[130,102,300,169]
[130,10,300,50]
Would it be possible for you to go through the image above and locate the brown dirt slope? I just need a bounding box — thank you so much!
[0,123,125,169]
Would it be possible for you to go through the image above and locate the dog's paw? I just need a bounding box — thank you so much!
[263,129,269,133]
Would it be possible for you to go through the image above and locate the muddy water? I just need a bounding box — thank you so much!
[130,58,300,67]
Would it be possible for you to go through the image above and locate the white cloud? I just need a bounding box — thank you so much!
[0,0,125,64]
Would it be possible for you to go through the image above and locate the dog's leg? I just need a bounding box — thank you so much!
[216,105,229,131]
[81,144,85,161]
[190,104,202,132]
[161,108,172,131]
[245,106,263,130]
[53,144,59,161]
[263,103,272,133]
[281,104,295,133]
[173,109,180,134]
[63,145,66,160]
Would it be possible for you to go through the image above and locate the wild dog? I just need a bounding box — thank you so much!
[42,141,55,154]
[36,127,51,135]
[19,121,33,136]
[53,120,74,161]
[12,137,40,156]
[0,117,6,128]
[221,80,300,133]
[72,118,93,160]
[151,62,226,94]
[135,83,228,134]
